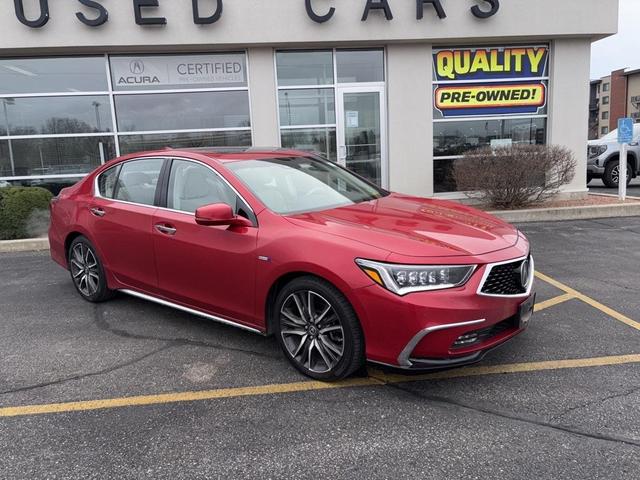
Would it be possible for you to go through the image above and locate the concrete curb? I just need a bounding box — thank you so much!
[490,202,640,223]
[0,238,49,253]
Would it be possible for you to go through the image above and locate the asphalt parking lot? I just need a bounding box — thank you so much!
[1,217,639,479]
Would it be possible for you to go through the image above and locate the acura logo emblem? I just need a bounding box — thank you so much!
[519,258,531,289]
[130,60,145,74]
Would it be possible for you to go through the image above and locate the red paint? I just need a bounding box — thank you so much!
[49,148,534,368]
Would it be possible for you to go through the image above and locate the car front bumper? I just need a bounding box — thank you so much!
[353,245,535,370]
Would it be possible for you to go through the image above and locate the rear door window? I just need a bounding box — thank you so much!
[114,158,164,206]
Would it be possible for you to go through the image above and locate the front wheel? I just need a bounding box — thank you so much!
[603,159,632,188]
[274,276,364,381]
[68,236,115,303]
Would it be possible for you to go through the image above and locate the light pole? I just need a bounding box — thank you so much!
[2,98,15,176]
[92,101,102,131]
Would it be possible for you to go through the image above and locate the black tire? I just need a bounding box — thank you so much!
[603,159,632,188]
[68,236,115,303]
[586,172,593,185]
[274,276,365,381]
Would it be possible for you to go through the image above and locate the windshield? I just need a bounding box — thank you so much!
[226,156,387,215]
[600,124,640,141]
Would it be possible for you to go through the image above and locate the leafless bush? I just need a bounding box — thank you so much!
[452,144,576,209]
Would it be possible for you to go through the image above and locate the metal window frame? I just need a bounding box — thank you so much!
[273,47,389,187]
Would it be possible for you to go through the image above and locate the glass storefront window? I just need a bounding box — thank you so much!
[114,91,250,132]
[278,89,335,127]
[281,128,337,161]
[336,50,384,83]
[433,117,547,157]
[276,51,334,86]
[118,131,252,155]
[110,53,248,91]
[0,57,107,94]
[0,136,115,177]
[1,96,112,135]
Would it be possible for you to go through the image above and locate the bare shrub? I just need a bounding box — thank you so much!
[452,144,576,209]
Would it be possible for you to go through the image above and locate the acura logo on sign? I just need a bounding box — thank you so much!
[130,60,145,74]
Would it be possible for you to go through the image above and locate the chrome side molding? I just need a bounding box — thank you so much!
[119,289,263,335]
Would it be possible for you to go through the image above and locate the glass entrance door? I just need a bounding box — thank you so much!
[336,86,387,188]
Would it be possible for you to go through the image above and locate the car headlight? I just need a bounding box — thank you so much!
[588,145,607,158]
[355,259,476,296]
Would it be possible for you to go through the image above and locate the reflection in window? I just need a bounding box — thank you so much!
[115,159,164,206]
[278,89,335,127]
[0,57,107,94]
[433,118,547,157]
[118,131,252,155]
[98,165,121,198]
[281,128,337,161]
[276,51,334,86]
[115,91,250,132]
[167,160,235,213]
[336,50,384,83]
[0,136,115,177]
[1,96,112,135]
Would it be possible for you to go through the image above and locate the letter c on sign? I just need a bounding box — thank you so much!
[305,0,335,23]
[471,0,500,19]
[14,0,49,28]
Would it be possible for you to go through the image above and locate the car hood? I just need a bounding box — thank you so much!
[286,193,519,258]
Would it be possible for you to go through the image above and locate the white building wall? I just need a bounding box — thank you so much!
[247,47,280,147]
[0,0,618,53]
[548,38,592,194]
[387,44,433,196]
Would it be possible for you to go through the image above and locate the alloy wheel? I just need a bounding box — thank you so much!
[69,243,100,297]
[279,290,345,374]
[611,164,630,185]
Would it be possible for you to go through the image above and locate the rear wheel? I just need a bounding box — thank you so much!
[603,159,632,188]
[68,236,114,303]
[274,276,364,381]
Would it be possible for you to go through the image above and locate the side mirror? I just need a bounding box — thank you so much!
[195,203,253,228]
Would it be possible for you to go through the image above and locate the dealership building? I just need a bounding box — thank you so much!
[0,0,618,197]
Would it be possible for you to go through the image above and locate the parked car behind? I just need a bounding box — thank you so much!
[587,124,640,187]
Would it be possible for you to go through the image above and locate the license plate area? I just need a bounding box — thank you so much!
[517,293,536,329]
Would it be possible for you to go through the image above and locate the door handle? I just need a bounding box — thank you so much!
[155,224,177,236]
[90,207,106,217]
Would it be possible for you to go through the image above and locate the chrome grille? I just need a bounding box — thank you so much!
[480,259,527,296]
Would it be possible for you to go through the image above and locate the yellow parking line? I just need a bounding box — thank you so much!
[534,293,575,312]
[535,271,640,331]
[2,354,639,418]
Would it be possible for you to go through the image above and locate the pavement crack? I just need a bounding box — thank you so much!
[549,385,640,422]
[93,303,280,361]
[0,343,173,396]
[378,380,640,448]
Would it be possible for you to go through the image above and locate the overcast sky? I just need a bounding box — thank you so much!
[591,0,640,79]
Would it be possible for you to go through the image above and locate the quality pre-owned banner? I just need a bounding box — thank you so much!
[433,45,549,118]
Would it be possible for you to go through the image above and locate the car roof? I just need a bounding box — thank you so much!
[151,146,315,163]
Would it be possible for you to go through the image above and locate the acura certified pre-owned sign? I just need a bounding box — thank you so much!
[110,54,246,88]
[12,0,500,28]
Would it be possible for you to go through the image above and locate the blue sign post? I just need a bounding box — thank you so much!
[618,118,634,144]
[617,118,633,200]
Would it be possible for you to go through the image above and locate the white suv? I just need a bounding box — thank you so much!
[587,124,640,187]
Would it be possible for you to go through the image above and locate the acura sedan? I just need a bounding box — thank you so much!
[49,148,535,380]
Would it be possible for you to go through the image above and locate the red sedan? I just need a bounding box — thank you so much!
[49,148,535,380]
